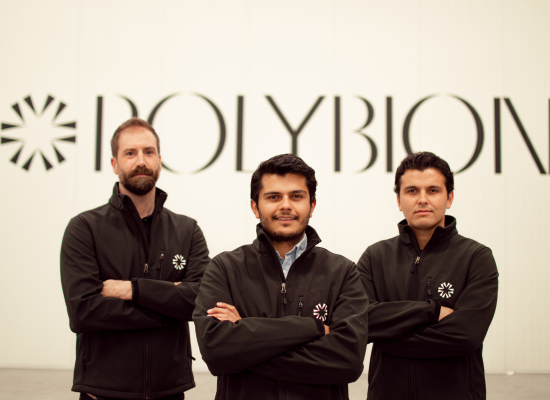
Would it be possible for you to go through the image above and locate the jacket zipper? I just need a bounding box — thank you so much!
[411,256,420,273]
[408,359,415,400]
[131,205,153,399]
[123,196,158,399]
[261,234,317,400]
[145,331,150,399]
[408,253,421,400]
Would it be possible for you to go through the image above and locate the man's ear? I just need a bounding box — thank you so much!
[446,191,454,209]
[397,193,402,211]
[309,199,317,217]
[251,200,260,219]
[111,157,118,175]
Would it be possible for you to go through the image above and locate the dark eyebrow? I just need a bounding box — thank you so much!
[403,185,443,190]
[262,189,307,196]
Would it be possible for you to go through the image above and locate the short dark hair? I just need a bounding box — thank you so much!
[111,117,160,158]
[250,154,317,205]
[394,152,454,196]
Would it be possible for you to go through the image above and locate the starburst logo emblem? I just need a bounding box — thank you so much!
[0,94,76,171]
[313,303,328,321]
[173,254,186,270]
[438,282,455,299]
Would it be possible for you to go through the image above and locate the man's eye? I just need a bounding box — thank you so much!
[126,152,134,156]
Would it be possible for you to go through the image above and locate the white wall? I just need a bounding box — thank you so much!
[1,0,549,373]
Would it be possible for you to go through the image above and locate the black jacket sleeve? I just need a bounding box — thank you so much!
[375,247,498,359]
[357,247,440,343]
[193,258,325,376]
[60,217,165,333]
[247,263,369,385]
[132,221,210,321]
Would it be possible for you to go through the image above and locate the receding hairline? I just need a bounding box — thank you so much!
[115,126,159,156]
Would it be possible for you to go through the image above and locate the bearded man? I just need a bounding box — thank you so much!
[193,154,369,400]
[61,117,210,400]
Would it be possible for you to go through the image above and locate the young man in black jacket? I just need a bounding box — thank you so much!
[60,118,210,400]
[193,154,369,400]
[358,152,498,400]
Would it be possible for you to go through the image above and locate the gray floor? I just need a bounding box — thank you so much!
[0,369,548,400]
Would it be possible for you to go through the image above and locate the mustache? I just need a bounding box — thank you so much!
[131,166,154,177]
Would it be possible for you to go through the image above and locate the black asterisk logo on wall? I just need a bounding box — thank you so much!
[0,95,76,171]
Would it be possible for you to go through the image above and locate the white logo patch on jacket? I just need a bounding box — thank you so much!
[313,303,328,321]
[438,282,454,298]
[173,254,186,270]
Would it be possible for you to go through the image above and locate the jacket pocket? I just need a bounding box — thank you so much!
[156,250,165,277]
[426,276,433,300]
[297,296,304,316]
[468,355,476,395]
[82,332,91,385]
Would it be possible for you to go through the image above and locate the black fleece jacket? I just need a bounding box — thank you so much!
[60,184,210,399]
[358,216,498,400]
[193,225,369,400]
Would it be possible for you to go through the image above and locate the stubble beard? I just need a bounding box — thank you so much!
[119,165,160,196]
[259,209,310,246]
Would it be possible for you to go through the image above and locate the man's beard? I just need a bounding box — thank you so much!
[259,210,310,246]
[119,165,160,196]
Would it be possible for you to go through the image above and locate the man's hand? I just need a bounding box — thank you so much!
[324,325,330,335]
[207,302,242,323]
[439,306,454,321]
[101,280,132,300]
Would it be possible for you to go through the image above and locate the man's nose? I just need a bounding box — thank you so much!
[418,190,428,204]
[136,151,146,166]
[279,196,291,209]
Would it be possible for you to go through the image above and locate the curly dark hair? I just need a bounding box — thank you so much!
[394,152,454,196]
[250,154,317,205]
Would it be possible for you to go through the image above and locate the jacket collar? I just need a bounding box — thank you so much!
[398,215,457,250]
[255,224,322,254]
[108,183,167,217]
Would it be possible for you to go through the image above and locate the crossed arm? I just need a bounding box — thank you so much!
[193,259,369,385]
[208,302,331,335]
[60,216,209,332]
[357,246,498,358]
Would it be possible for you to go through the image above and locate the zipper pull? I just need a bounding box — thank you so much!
[426,280,432,297]
[281,283,287,305]
[157,253,164,270]
[298,301,303,316]
[411,256,420,273]
[144,263,149,274]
